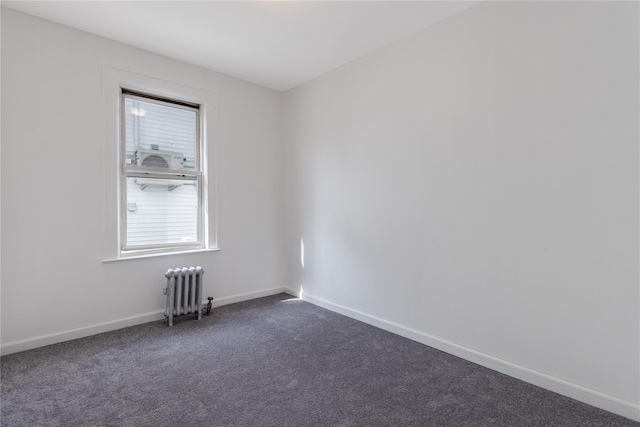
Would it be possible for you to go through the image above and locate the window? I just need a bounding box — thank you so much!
[103,66,216,261]
[120,89,204,254]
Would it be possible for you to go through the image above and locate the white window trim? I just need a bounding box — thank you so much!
[102,66,218,261]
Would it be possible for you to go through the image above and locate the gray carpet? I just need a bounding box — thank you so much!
[1,293,638,427]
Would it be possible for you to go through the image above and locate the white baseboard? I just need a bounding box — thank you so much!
[1,286,294,356]
[212,286,296,307]
[301,291,640,422]
[0,310,166,356]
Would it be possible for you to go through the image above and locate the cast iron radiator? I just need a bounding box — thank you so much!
[163,266,204,326]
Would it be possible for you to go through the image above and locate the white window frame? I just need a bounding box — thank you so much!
[103,66,218,261]
[120,90,203,253]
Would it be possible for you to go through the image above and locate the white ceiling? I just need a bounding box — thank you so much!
[2,1,479,91]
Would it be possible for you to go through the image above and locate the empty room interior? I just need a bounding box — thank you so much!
[1,1,639,425]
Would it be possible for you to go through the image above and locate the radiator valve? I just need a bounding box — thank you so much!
[205,297,213,316]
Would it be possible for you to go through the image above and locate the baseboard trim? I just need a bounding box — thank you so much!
[0,310,166,356]
[212,287,295,307]
[301,291,640,422]
[1,286,293,356]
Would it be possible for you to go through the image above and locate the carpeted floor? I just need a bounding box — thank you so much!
[1,293,638,426]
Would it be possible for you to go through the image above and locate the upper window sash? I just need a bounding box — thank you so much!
[120,90,202,173]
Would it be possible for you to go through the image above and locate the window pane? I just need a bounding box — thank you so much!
[125,177,198,247]
[124,97,197,170]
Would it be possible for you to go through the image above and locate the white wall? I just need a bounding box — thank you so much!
[1,8,284,351]
[284,1,639,419]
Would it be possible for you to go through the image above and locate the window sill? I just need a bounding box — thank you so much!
[102,247,220,263]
